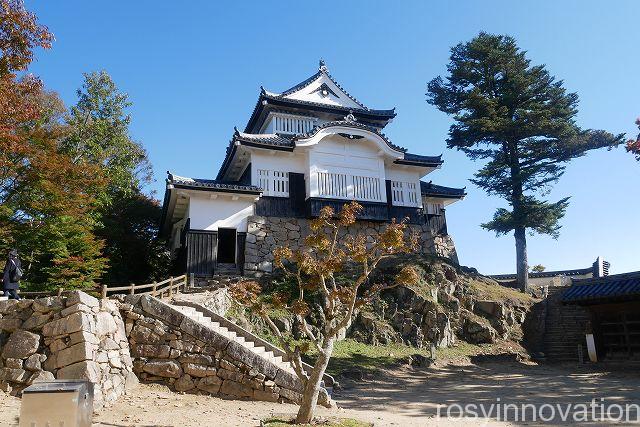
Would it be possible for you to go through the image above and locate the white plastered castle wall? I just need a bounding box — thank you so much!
[250,149,307,185]
[305,134,387,201]
[188,193,255,232]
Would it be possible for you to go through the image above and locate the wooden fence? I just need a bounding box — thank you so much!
[13,275,191,300]
[100,275,189,299]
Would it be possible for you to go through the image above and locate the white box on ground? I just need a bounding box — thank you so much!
[19,380,93,427]
[586,333,598,363]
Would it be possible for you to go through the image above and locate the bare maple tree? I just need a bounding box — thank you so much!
[231,201,419,424]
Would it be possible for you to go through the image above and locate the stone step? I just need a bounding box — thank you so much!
[171,304,296,374]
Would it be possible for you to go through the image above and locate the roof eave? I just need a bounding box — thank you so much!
[172,183,262,196]
[245,94,396,133]
[394,159,443,168]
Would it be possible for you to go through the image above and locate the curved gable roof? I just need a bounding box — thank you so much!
[245,61,396,133]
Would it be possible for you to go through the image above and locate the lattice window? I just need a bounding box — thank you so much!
[316,172,382,202]
[391,181,404,205]
[391,181,420,207]
[257,169,289,197]
[426,202,443,215]
[272,114,316,135]
[317,171,348,198]
[407,182,419,205]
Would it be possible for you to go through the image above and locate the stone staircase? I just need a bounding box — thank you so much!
[543,286,590,362]
[171,304,297,376]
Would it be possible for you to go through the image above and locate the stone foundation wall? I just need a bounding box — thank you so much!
[244,215,459,275]
[0,291,136,407]
[117,295,309,405]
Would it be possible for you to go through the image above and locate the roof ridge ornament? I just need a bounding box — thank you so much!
[319,58,328,73]
[344,112,357,123]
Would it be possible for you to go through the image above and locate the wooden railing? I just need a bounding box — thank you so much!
[101,274,189,299]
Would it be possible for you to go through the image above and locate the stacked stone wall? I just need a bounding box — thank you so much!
[244,215,459,275]
[117,295,314,405]
[0,291,136,407]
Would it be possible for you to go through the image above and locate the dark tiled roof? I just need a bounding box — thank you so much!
[292,120,405,152]
[168,173,262,194]
[216,130,294,180]
[420,181,466,198]
[234,129,294,148]
[245,62,396,133]
[490,267,594,281]
[263,92,396,116]
[562,271,640,305]
[396,153,443,167]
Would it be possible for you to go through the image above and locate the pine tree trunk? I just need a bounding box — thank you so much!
[295,338,335,424]
[514,226,529,292]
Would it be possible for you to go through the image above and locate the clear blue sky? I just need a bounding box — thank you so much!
[28,1,640,275]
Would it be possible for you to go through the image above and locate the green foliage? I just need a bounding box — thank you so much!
[63,71,165,286]
[427,32,621,235]
[96,191,170,285]
[20,215,107,291]
[427,32,623,289]
[531,264,546,273]
[1,2,165,290]
[627,118,640,160]
[62,71,151,198]
[481,196,570,238]
[0,85,108,290]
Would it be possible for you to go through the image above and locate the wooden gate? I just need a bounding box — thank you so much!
[186,230,217,277]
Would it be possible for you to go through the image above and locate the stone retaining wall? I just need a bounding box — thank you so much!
[245,215,459,275]
[117,295,321,406]
[0,291,136,407]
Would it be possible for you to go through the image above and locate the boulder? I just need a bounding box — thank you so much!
[142,360,182,378]
[42,312,91,337]
[24,354,44,371]
[95,311,118,336]
[183,363,215,378]
[32,297,64,313]
[131,344,171,359]
[0,318,23,332]
[196,375,222,393]
[463,316,497,344]
[475,300,505,319]
[0,300,19,315]
[0,368,30,383]
[2,330,40,359]
[55,342,95,368]
[22,313,53,331]
[129,324,163,344]
[4,358,22,369]
[60,303,93,317]
[220,379,252,398]
[29,370,55,383]
[57,360,101,382]
[178,353,214,365]
[174,374,195,392]
[65,291,99,308]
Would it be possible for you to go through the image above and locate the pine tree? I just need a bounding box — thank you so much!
[427,32,623,291]
[627,118,640,160]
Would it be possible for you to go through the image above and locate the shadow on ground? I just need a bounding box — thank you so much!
[334,358,640,425]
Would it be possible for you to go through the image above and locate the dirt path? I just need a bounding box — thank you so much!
[2,361,639,426]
